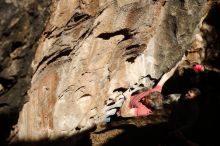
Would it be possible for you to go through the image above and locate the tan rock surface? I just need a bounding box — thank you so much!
[15,0,208,141]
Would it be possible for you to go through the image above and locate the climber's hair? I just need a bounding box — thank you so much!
[146,91,163,110]
[131,87,150,95]
[147,91,163,100]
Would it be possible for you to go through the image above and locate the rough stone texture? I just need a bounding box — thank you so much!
[0,0,51,109]
[2,0,220,145]
[0,0,51,144]
[15,0,208,141]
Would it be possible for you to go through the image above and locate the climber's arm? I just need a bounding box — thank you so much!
[120,96,136,117]
[157,55,186,87]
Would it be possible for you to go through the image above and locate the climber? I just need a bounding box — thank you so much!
[163,63,205,105]
[160,87,201,146]
[119,57,185,117]
[102,54,187,120]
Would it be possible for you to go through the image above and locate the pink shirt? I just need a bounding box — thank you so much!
[129,85,162,117]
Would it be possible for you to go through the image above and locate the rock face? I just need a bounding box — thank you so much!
[0,0,51,144]
[1,0,216,143]
[0,0,51,109]
[16,0,208,141]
